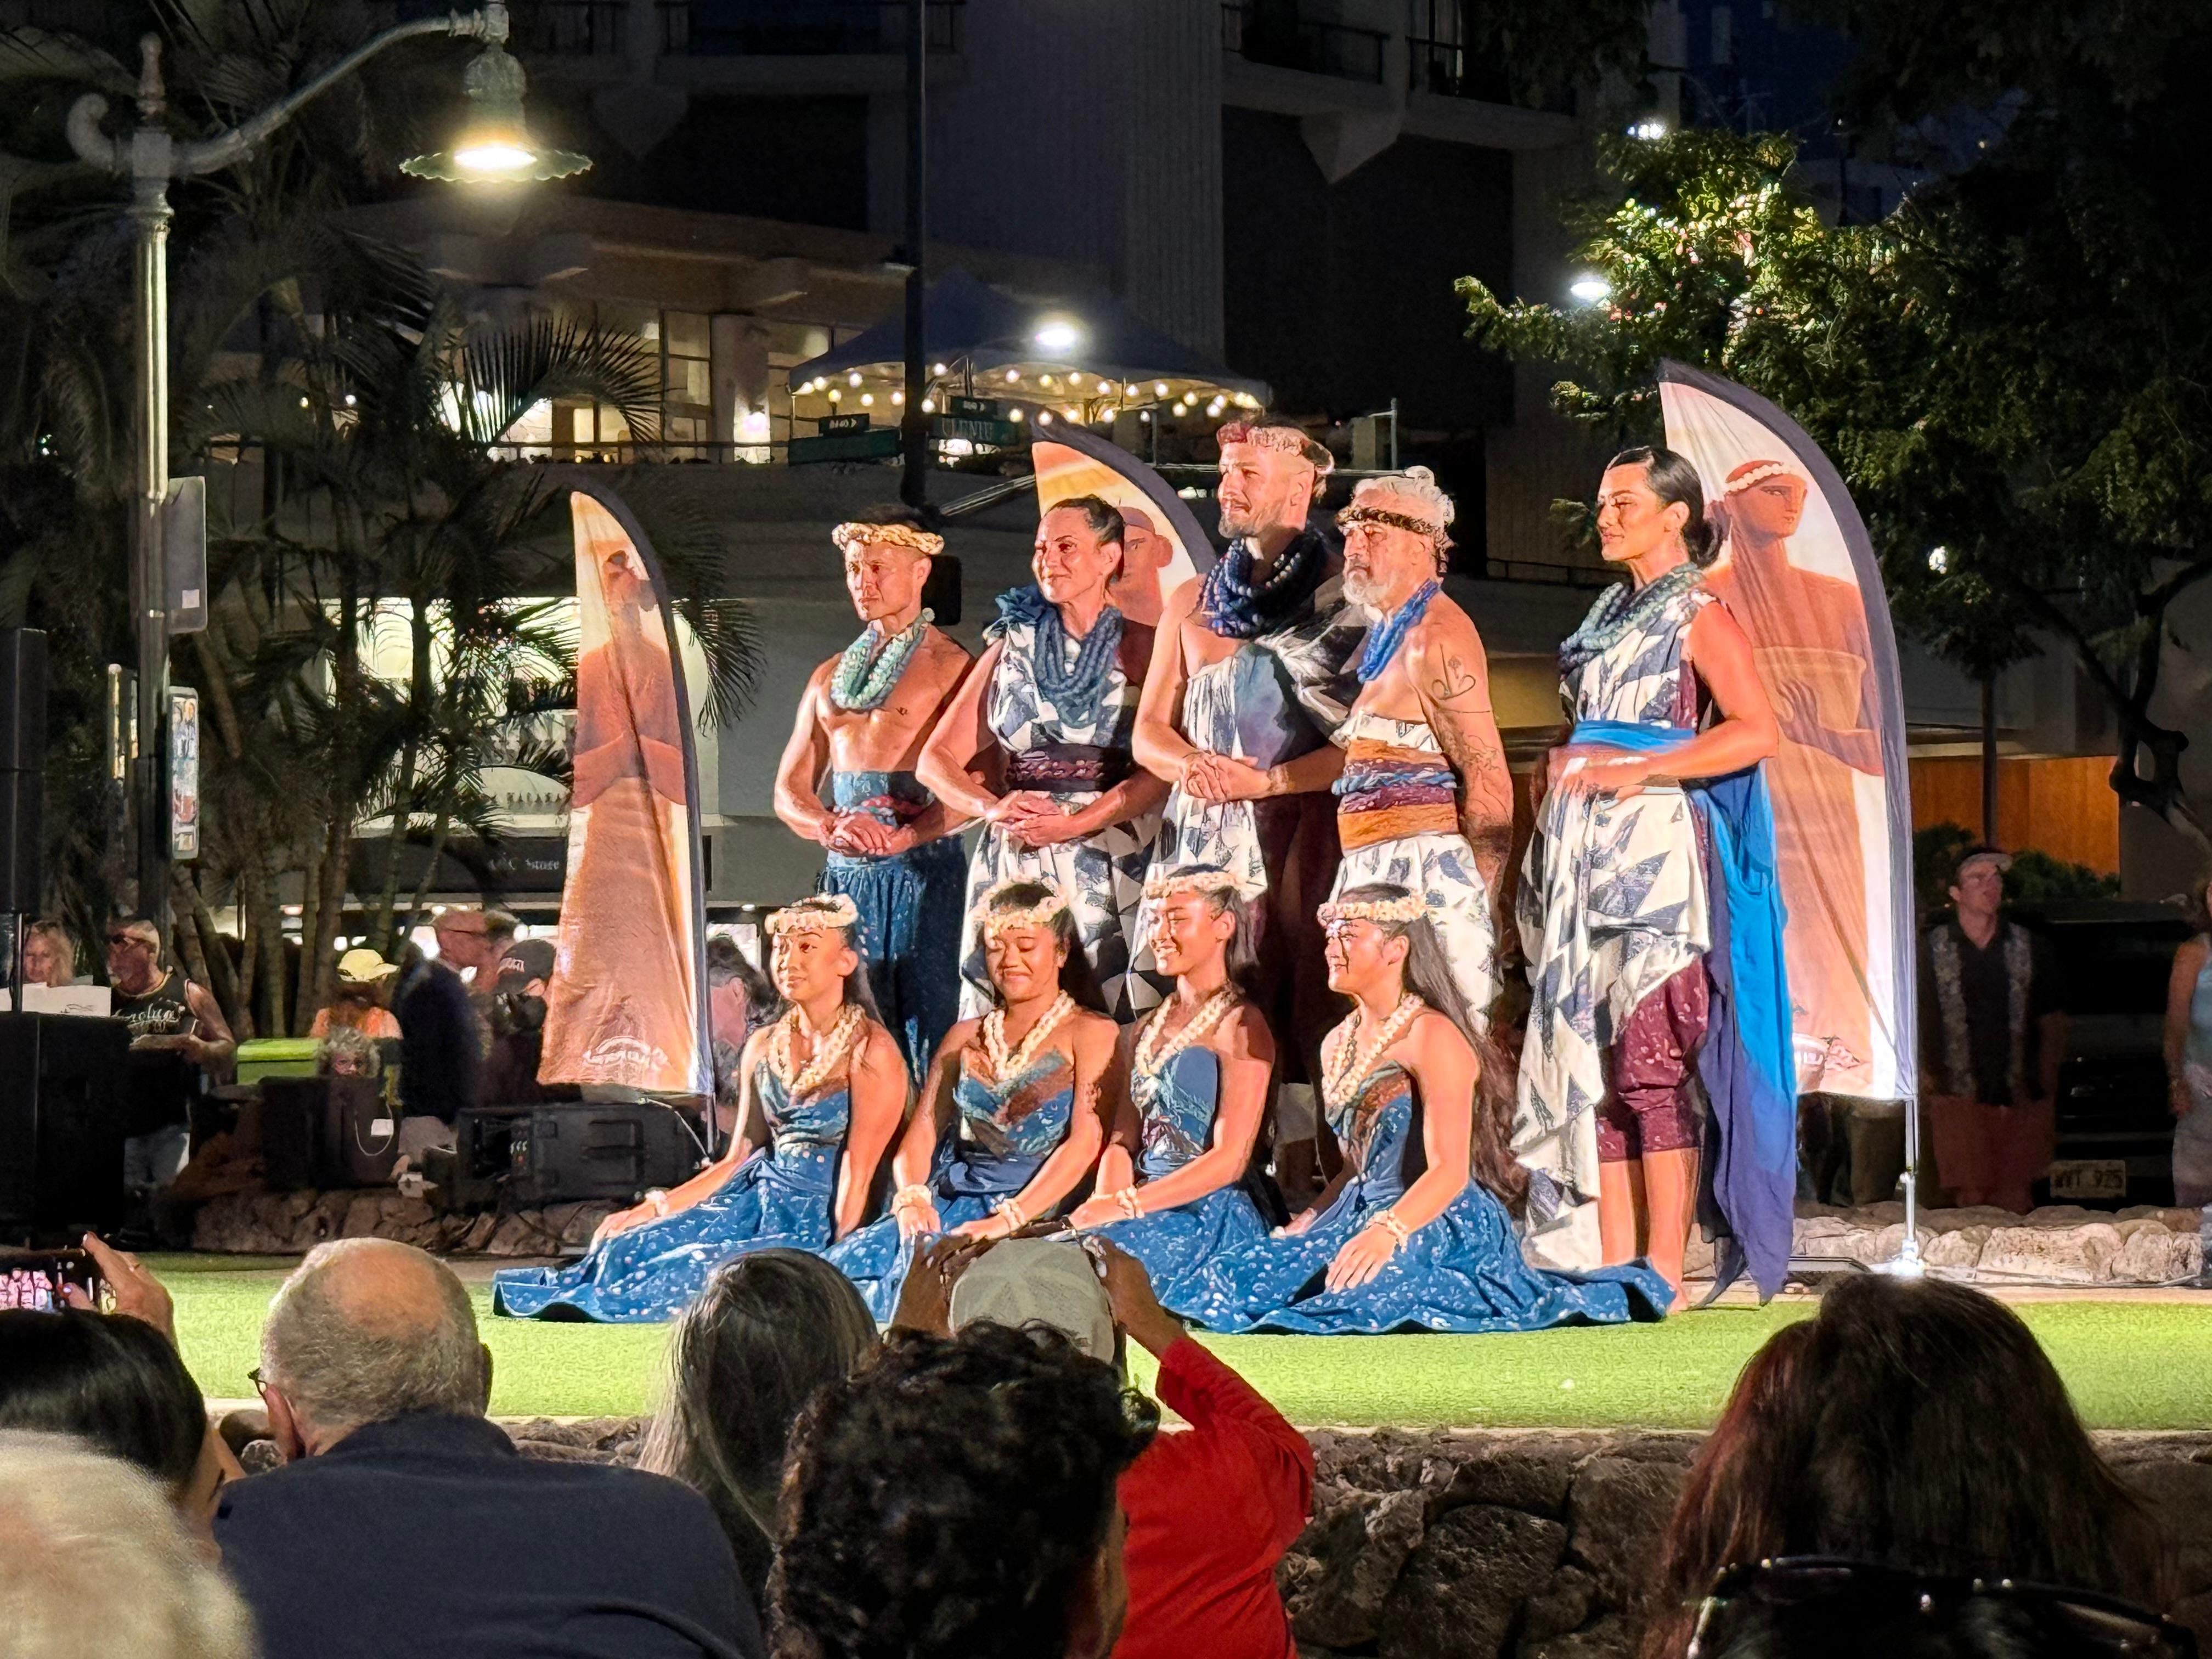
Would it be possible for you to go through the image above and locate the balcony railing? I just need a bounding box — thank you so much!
[507,0,628,57]
[659,0,964,57]
[1221,3,1386,84]
[1406,33,1575,112]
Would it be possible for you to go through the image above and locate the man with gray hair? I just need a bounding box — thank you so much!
[216,1240,762,1659]
[0,1431,256,1659]
[1326,465,1514,1026]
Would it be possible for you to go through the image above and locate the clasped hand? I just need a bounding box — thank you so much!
[990,791,1084,847]
[1180,751,1270,803]
[825,812,911,857]
[1544,744,1650,804]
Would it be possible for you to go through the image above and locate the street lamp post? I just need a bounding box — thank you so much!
[61,3,574,928]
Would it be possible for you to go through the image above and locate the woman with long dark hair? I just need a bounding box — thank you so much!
[1643,1275,2169,1659]
[1191,883,1668,1333]
[1066,866,1279,1313]
[828,879,1119,1321]
[493,895,909,1321]
[638,1249,876,1601]
[1516,444,1787,1304]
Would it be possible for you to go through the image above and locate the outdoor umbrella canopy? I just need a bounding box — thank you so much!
[789,268,1271,405]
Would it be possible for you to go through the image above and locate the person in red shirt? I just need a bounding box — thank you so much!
[902,1234,1312,1659]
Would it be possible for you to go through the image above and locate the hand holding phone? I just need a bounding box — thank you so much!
[0,1249,105,1314]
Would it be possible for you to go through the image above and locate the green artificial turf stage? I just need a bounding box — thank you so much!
[152,1256,2212,1430]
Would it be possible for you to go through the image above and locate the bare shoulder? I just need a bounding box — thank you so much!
[1218,1000,1277,1062]
[1406,1006,1474,1063]
[859,1023,909,1077]
[1161,574,1203,624]
[921,625,974,669]
[938,1015,984,1060]
[1070,1008,1122,1055]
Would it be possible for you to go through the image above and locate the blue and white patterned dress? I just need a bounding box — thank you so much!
[959,600,1163,1019]
[1091,1045,1272,1315]
[491,1061,851,1323]
[828,1046,1081,1322]
[1514,573,1718,1272]
[1184,1058,1669,1334]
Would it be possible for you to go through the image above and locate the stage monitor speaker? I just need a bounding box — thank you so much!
[0,628,48,914]
[450,1102,693,1211]
[261,1075,399,1192]
[0,1012,131,1243]
[0,629,48,776]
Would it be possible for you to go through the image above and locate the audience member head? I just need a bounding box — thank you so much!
[257,1239,489,1460]
[22,919,78,988]
[317,1025,381,1079]
[104,915,166,995]
[975,879,1107,1012]
[1646,1276,2165,1659]
[640,1250,876,1597]
[947,1238,1121,1369]
[1680,1558,2193,1659]
[0,1432,255,1658]
[331,947,399,1011]
[706,934,780,1044]
[431,907,497,975]
[1948,846,2011,928]
[1319,883,1521,1208]
[483,910,519,955]
[1141,865,1256,994]
[0,1312,221,1527]
[773,1322,1158,1659]
[763,895,881,1022]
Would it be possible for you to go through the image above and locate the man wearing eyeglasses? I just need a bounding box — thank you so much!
[105,916,235,1210]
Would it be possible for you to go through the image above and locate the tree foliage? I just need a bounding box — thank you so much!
[1460,54,2212,847]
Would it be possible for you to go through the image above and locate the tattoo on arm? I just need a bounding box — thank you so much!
[1426,653,1492,710]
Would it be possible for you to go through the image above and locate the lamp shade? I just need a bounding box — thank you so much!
[400,44,589,184]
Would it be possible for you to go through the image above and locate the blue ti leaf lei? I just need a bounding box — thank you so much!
[1353,579,1441,684]
[992,585,1124,730]
[830,608,932,712]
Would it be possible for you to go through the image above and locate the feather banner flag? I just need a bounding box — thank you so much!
[1660,360,1917,1107]
[538,488,711,1098]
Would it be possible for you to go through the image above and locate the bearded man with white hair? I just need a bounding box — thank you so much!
[1325,467,1513,1029]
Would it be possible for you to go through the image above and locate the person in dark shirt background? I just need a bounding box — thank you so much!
[1917,847,2066,1211]
[394,940,482,1158]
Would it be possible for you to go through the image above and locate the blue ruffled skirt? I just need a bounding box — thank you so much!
[1181,1177,1672,1335]
[492,1146,837,1323]
[1094,1184,1273,1320]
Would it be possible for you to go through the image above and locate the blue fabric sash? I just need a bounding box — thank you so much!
[1570,720,1797,1299]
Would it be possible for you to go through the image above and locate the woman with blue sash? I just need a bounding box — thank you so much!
[1066,866,1277,1313]
[1187,884,1669,1334]
[1514,445,1793,1305]
[493,895,909,1322]
[828,879,1119,1322]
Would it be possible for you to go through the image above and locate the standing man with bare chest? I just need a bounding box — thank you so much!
[1328,468,1513,1028]
[775,507,974,1080]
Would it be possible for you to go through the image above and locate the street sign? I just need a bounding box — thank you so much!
[163,476,207,635]
[816,413,872,435]
[167,685,199,861]
[946,394,1000,419]
[929,414,1019,448]
[789,428,901,465]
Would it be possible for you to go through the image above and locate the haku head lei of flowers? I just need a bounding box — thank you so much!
[765,894,862,936]
[972,879,1072,938]
[1215,419,1335,475]
[1142,866,1242,904]
[1316,891,1428,929]
[831,521,945,558]
[1722,459,1805,495]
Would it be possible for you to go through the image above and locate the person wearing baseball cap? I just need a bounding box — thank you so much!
[484,938,575,1105]
[1918,846,2066,1211]
[309,950,402,1041]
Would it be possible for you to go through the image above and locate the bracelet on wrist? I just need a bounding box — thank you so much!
[1375,1209,1412,1251]
[1113,1186,1143,1221]
[997,1199,1030,1234]
[644,1189,670,1218]
[891,1184,933,1214]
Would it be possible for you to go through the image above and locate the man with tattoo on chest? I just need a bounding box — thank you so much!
[774,507,974,1079]
[1326,468,1513,1029]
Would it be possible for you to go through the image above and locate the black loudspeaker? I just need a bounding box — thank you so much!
[0,1012,131,1243]
[0,629,47,915]
[450,1103,693,1211]
[261,1075,399,1192]
[922,553,962,627]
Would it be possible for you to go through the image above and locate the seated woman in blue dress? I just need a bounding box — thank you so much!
[1184,883,1672,1334]
[1065,865,1277,1313]
[828,878,1120,1322]
[492,895,908,1322]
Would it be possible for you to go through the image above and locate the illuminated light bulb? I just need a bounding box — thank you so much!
[891,390,904,404]
[860,393,874,406]
[1154,381,1169,397]
[1570,274,1611,304]
[1039,411,1053,425]
[1064,407,1080,420]
[1009,407,1025,421]
[921,397,936,412]
[1005,369,1020,383]
[847,372,862,387]
[343,393,357,407]
[1069,373,1084,387]
[932,362,948,375]
[1928,546,1949,573]
[1041,374,1057,388]
[828,388,842,403]
[1139,410,1151,422]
